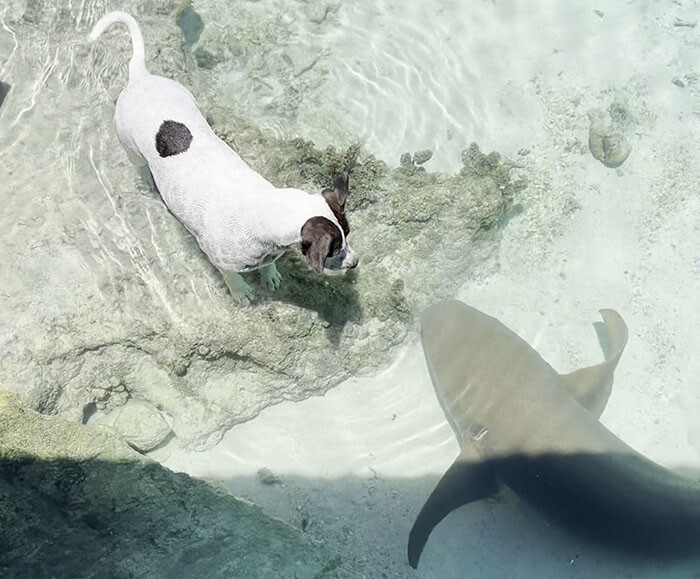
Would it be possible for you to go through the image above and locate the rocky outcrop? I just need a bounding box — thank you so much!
[0,392,339,579]
[0,0,524,449]
[89,398,173,452]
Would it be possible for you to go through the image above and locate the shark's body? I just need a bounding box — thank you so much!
[409,300,700,568]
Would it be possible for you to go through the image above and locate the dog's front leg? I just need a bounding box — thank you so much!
[219,269,255,305]
[259,262,282,291]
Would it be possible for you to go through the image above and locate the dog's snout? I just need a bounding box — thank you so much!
[343,246,359,270]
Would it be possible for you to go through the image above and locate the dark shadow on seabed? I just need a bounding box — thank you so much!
[1,453,700,579]
[239,467,700,578]
[0,457,339,579]
[203,456,700,579]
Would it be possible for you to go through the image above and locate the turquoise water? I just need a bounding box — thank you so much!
[1,0,699,577]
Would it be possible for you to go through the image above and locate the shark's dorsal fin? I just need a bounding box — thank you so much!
[560,309,628,419]
[408,439,498,568]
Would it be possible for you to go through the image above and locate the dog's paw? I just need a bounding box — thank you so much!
[260,263,283,291]
[230,284,256,305]
[221,270,255,305]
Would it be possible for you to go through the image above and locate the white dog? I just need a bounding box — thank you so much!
[89,11,358,303]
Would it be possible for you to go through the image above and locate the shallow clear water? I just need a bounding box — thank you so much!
[1,0,700,577]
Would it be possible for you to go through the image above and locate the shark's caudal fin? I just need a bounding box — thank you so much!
[88,11,148,80]
[408,440,498,569]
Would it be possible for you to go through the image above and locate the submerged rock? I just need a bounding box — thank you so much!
[176,5,204,47]
[0,392,339,578]
[588,101,634,168]
[399,149,434,174]
[91,398,172,452]
[0,0,525,449]
[257,466,282,485]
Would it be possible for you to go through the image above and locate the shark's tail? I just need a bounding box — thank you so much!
[88,11,148,80]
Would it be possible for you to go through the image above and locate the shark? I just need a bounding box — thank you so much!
[408,299,700,568]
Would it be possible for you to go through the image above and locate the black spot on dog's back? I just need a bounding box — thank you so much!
[156,120,193,157]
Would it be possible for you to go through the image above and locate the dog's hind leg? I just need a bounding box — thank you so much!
[120,146,157,193]
[259,262,282,291]
[219,269,255,305]
[138,165,158,193]
[125,151,158,193]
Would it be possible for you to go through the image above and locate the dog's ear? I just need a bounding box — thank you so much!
[322,174,349,209]
[300,217,341,274]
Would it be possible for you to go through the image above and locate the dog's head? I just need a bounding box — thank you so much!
[300,175,358,275]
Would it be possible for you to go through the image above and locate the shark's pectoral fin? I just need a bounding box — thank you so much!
[560,309,629,419]
[408,440,498,569]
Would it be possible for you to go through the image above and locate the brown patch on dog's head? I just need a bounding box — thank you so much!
[300,216,343,274]
[321,174,350,237]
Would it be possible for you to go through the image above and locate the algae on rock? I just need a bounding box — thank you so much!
[0,0,524,450]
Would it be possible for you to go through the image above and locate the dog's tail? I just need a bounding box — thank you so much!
[88,11,148,80]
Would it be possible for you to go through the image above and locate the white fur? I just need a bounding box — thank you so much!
[89,12,357,302]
